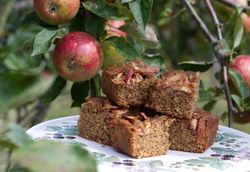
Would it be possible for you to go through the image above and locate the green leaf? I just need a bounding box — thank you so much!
[6,124,32,147]
[21,11,57,29]
[108,37,139,60]
[198,83,218,102]
[69,13,86,32]
[3,54,46,75]
[85,15,105,39]
[243,97,250,111]
[9,165,32,172]
[178,61,213,72]
[91,74,101,97]
[40,76,66,103]
[0,73,53,113]
[129,0,153,29]
[0,138,18,150]
[224,9,241,48]
[143,55,165,71]
[82,0,129,20]
[11,141,97,172]
[31,28,59,56]
[231,94,243,111]
[121,23,160,49]
[216,39,232,57]
[233,13,243,49]
[71,81,90,107]
[203,100,217,111]
[228,68,249,99]
[102,40,126,69]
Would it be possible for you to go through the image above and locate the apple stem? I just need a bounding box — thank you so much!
[182,0,235,127]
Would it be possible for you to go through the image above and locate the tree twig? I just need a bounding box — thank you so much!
[204,0,223,40]
[204,0,235,127]
[216,0,250,12]
[182,0,235,127]
[222,66,234,127]
[182,0,217,44]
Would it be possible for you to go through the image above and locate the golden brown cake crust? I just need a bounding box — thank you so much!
[145,70,200,119]
[169,108,219,153]
[102,61,159,107]
[77,97,129,145]
[110,112,175,158]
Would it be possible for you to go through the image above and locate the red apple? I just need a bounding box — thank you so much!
[106,20,127,38]
[53,32,103,82]
[230,55,250,89]
[33,0,80,25]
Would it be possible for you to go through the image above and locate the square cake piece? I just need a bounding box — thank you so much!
[145,70,200,119]
[102,61,159,107]
[77,97,130,145]
[110,112,174,158]
[169,108,219,153]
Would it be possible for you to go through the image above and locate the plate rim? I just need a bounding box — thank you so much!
[26,115,250,172]
[27,115,250,139]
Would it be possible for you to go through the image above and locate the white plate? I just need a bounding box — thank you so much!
[27,115,250,172]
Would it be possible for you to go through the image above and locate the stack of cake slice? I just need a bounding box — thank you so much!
[77,61,219,158]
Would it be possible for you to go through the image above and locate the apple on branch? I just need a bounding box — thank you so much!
[33,0,80,25]
[230,55,250,90]
[53,32,103,82]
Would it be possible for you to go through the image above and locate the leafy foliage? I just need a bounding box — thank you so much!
[228,69,249,99]
[10,141,97,172]
[129,0,153,29]
[71,81,89,107]
[107,37,139,60]
[82,0,129,20]
[1,0,250,171]
[0,73,52,113]
[31,28,60,56]
[40,76,67,104]
[178,61,214,72]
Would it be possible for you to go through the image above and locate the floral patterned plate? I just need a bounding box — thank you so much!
[27,115,250,172]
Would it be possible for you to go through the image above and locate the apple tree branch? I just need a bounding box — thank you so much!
[182,0,235,127]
